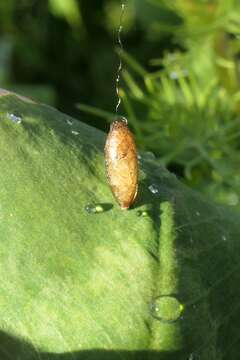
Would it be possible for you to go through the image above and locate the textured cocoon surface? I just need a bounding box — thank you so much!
[104,120,138,209]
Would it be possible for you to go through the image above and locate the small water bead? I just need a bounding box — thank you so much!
[7,112,22,124]
[137,154,142,160]
[150,295,184,323]
[71,130,79,135]
[85,204,104,214]
[148,184,159,194]
[196,211,200,217]
[66,119,73,126]
[137,210,148,217]
[222,235,227,241]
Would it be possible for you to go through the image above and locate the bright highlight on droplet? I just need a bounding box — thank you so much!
[71,130,79,135]
[66,119,73,126]
[137,210,148,217]
[150,295,184,322]
[7,112,22,124]
[148,184,159,194]
[85,204,104,214]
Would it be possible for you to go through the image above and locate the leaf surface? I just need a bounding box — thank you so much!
[0,94,239,360]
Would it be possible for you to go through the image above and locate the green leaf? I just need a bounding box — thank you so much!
[48,0,82,28]
[0,93,240,360]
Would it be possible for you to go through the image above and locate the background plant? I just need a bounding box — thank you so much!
[79,0,240,209]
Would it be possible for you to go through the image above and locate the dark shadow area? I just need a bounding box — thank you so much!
[132,160,177,236]
[97,203,114,212]
[45,350,188,360]
[0,330,188,360]
[132,179,153,210]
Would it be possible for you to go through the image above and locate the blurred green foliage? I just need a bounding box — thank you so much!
[80,0,240,209]
[125,0,240,209]
[0,0,166,128]
[0,0,240,208]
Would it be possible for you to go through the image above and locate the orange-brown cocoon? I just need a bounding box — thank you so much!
[104,120,138,209]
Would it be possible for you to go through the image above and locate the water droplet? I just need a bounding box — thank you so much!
[150,295,184,322]
[7,112,22,124]
[144,151,156,161]
[66,119,73,126]
[71,130,79,135]
[196,211,200,217]
[222,235,227,241]
[137,210,148,217]
[85,204,104,214]
[148,184,159,194]
[137,154,142,160]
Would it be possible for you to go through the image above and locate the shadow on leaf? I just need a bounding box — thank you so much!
[0,330,188,360]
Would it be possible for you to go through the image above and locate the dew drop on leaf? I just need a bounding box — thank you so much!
[71,130,79,135]
[7,112,22,124]
[85,204,104,214]
[150,295,184,322]
[66,119,73,126]
[222,235,227,241]
[136,210,148,217]
[196,211,200,216]
[148,184,159,194]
